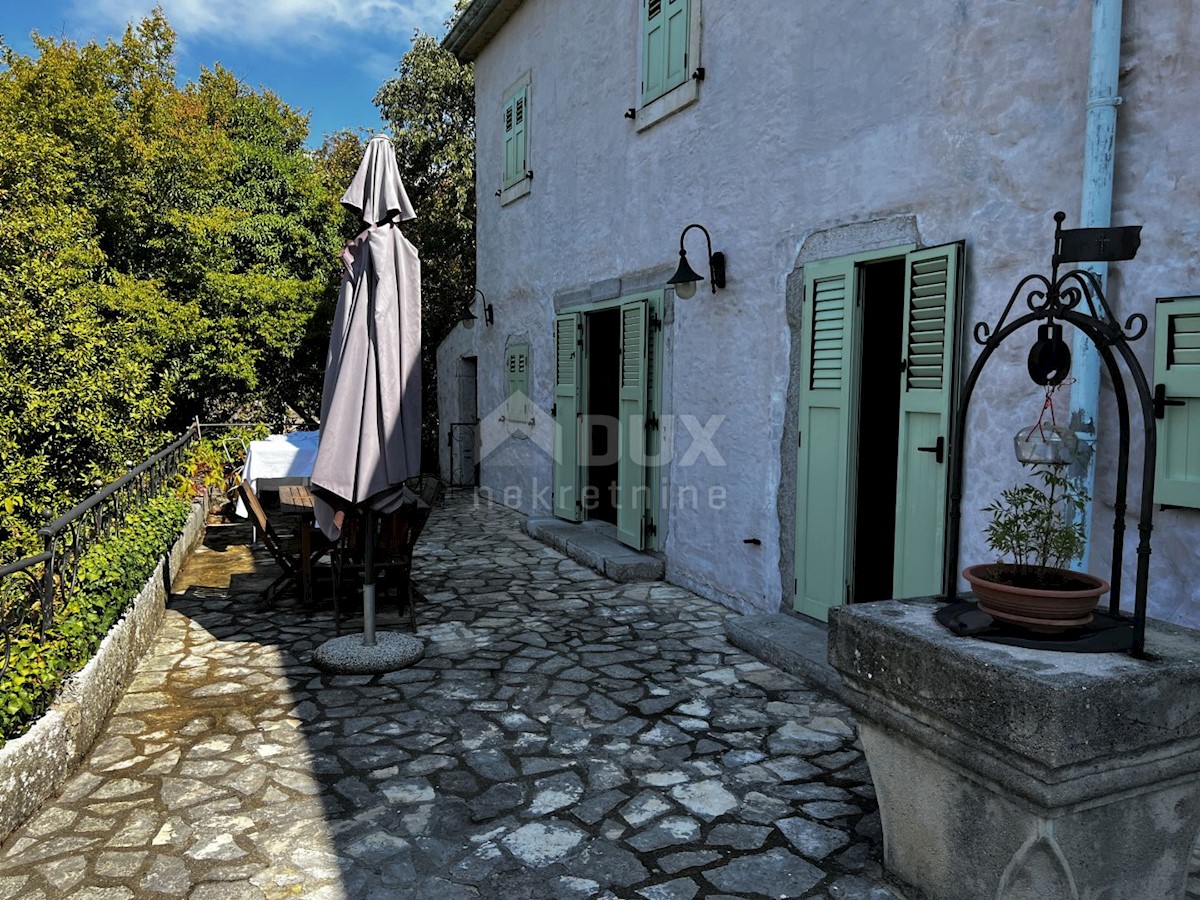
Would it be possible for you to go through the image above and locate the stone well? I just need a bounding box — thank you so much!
[829,599,1200,900]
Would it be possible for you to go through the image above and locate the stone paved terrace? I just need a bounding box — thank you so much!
[0,491,907,900]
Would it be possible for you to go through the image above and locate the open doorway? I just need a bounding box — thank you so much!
[585,308,620,524]
[852,258,905,602]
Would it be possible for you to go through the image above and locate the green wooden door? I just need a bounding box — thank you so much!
[553,313,582,521]
[1154,297,1200,508]
[892,243,962,597]
[794,257,859,621]
[617,298,649,549]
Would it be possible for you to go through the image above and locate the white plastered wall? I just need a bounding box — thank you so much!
[442,0,1200,624]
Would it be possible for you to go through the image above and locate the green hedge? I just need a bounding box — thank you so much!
[0,491,192,748]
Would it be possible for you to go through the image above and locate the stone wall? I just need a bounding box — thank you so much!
[0,500,207,844]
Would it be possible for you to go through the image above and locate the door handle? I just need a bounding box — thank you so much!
[1154,383,1186,420]
[917,436,945,464]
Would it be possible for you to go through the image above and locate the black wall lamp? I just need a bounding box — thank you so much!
[667,223,725,299]
[461,288,493,329]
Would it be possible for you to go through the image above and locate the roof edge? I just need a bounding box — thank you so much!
[442,0,527,62]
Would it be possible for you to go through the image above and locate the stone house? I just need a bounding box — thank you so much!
[437,0,1200,627]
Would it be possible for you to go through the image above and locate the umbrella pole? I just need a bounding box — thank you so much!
[362,509,376,646]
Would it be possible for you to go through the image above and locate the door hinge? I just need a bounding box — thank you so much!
[649,311,663,331]
[644,515,658,539]
[845,583,851,605]
[551,403,557,418]
[798,431,802,448]
[646,413,660,431]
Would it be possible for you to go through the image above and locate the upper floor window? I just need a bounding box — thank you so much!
[501,75,532,205]
[636,0,700,132]
[641,0,691,105]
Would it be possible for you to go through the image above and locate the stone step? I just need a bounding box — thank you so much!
[524,517,664,582]
[724,613,841,698]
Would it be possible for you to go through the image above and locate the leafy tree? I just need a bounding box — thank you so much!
[374,28,475,467]
[0,11,347,558]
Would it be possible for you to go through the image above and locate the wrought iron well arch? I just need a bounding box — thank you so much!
[944,212,1155,657]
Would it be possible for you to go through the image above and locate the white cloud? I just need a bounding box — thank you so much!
[75,0,457,56]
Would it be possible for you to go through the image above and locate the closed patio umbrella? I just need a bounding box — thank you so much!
[312,134,422,658]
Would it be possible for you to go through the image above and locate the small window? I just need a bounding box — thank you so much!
[506,343,531,424]
[500,76,532,205]
[636,0,700,132]
[1153,297,1200,508]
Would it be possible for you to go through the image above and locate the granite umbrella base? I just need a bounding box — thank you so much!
[314,631,424,674]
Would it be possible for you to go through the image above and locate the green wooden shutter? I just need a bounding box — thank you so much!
[617,298,650,549]
[892,243,962,598]
[642,0,689,105]
[503,95,515,186]
[506,343,529,423]
[553,314,582,521]
[1154,297,1200,508]
[503,88,529,189]
[794,257,858,621]
[503,87,527,189]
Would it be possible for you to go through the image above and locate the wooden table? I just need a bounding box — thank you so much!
[279,485,317,605]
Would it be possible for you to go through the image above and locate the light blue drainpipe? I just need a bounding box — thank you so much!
[1071,0,1124,568]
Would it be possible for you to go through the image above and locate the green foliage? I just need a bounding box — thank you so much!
[0,11,349,559]
[184,424,268,496]
[0,489,192,747]
[374,29,475,466]
[983,466,1088,575]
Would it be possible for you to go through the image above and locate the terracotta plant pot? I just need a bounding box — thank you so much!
[962,564,1110,633]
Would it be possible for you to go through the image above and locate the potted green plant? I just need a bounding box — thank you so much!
[963,465,1109,631]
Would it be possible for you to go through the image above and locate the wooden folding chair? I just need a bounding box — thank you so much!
[236,480,326,603]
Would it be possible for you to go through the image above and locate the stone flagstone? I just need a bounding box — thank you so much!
[0,492,912,898]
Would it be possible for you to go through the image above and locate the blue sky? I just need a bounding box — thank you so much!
[0,0,457,147]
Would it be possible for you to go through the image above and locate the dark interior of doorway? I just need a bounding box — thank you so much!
[852,258,905,602]
[586,308,620,525]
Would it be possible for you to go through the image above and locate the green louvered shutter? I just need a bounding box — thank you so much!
[503,91,526,188]
[892,243,962,598]
[1154,297,1200,508]
[553,314,582,521]
[642,0,690,105]
[617,298,650,549]
[794,257,858,621]
[506,343,529,423]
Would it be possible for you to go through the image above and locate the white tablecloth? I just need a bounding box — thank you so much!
[235,431,320,517]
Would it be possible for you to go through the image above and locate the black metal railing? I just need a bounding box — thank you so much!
[0,423,202,679]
